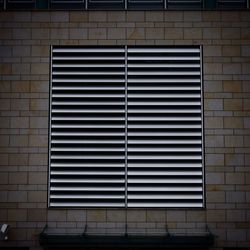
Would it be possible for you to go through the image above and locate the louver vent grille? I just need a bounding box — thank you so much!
[50,47,126,207]
[126,47,203,208]
[49,46,204,208]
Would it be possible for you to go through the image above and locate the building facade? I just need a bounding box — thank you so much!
[0,2,250,250]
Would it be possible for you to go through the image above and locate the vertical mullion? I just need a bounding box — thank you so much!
[48,46,53,207]
[125,45,128,208]
[200,45,205,208]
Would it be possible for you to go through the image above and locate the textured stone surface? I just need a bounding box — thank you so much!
[0,9,249,249]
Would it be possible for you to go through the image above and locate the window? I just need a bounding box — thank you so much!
[6,0,36,9]
[216,0,248,9]
[1,0,249,10]
[48,46,204,208]
[50,0,85,10]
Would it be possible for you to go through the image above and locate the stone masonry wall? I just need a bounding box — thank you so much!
[0,10,249,250]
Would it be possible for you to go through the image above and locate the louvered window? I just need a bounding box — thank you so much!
[49,46,204,208]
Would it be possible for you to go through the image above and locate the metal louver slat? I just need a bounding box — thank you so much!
[49,46,126,207]
[127,46,203,208]
[49,46,204,208]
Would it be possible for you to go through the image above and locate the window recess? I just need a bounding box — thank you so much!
[127,0,165,10]
[216,0,248,9]
[49,46,204,208]
[167,0,203,9]
[50,0,85,9]
[5,0,36,9]
[87,0,125,10]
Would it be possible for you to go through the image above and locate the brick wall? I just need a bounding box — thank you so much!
[0,10,249,250]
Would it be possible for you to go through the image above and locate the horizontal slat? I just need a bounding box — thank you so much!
[51,195,124,199]
[53,71,124,75]
[128,94,200,98]
[51,163,124,168]
[53,56,125,60]
[128,71,200,76]
[128,64,200,68]
[128,109,201,113]
[128,56,200,60]
[51,147,124,152]
[52,87,125,90]
[129,125,201,129]
[128,132,201,136]
[128,86,200,90]
[52,94,124,97]
[53,48,125,53]
[53,64,125,68]
[128,147,202,152]
[127,48,200,53]
[128,203,203,208]
[128,163,202,168]
[128,171,202,176]
[51,155,125,159]
[51,171,125,175]
[52,140,125,144]
[128,117,201,121]
[128,195,202,199]
[51,178,125,183]
[128,140,201,144]
[128,187,202,191]
[128,101,201,105]
[52,117,125,121]
[52,125,125,128]
[128,79,200,83]
[51,187,125,191]
[52,109,125,113]
[52,79,125,83]
[52,101,125,105]
[128,179,202,183]
[50,203,125,207]
[52,132,125,136]
[128,155,202,160]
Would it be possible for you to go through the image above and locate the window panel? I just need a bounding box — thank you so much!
[87,0,125,10]
[167,0,203,9]
[217,0,247,9]
[126,46,203,208]
[0,0,4,10]
[50,0,85,9]
[49,46,204,208]
[6,0,35,9]
[49,46,126,207]
[127,0,164,10]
